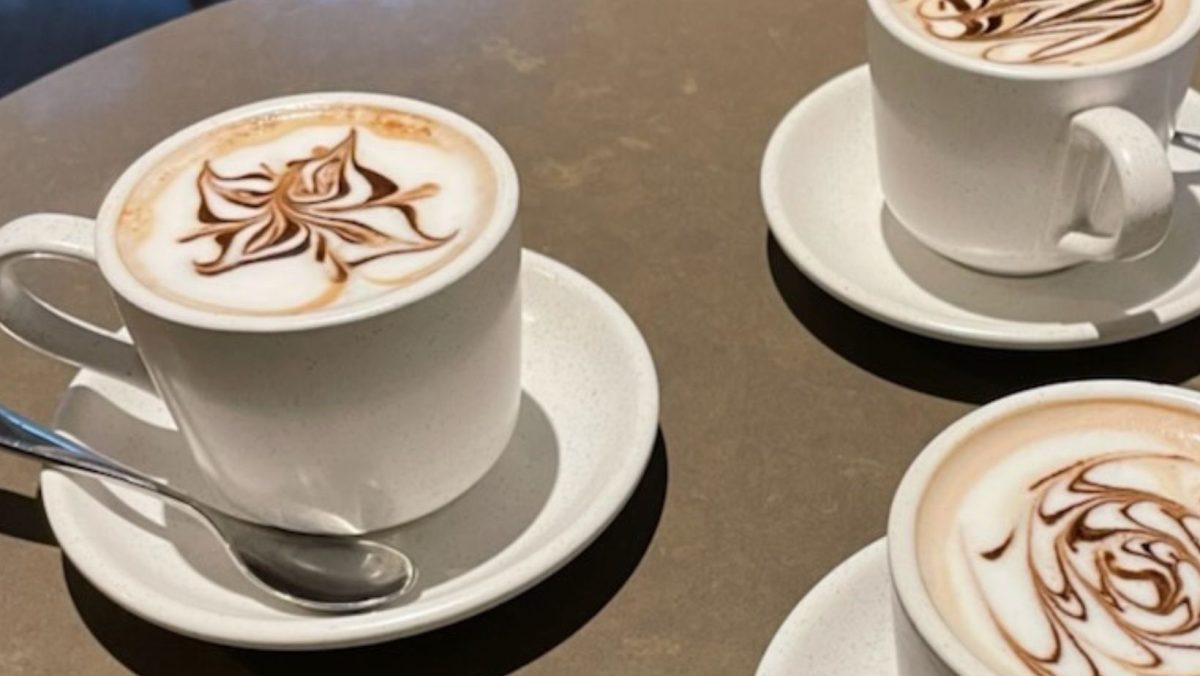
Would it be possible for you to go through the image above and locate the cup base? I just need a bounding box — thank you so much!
[886,205,1088,278]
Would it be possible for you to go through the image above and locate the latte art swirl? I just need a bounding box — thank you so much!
[182,130,449,285]
[116,104,496,316]
[977,452,1200,674]
[891,0,1186,64]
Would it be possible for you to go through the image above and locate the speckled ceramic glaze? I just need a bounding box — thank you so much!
[39,249,659,649]
[867,0,1200,276]
[762,66,1200,349]
[0,93,522,534]
[757,539,894,676]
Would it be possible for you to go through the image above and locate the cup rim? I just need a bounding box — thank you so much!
[887,379,1200,675]
[866,0,1200,81]
[94,92,519,333]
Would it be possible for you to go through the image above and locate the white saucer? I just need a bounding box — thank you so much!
[762,65,1200,349]
[757,538,894,675]
[39,250,659,650]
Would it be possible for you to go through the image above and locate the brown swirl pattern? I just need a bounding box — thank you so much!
[179,130,450,285]
[901,0,1166,63]
[979,452,1200,674]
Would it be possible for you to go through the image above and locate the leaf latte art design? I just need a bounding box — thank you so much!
[979,452,1200,675]
[179,130,450,284]
[903,0,1167,63]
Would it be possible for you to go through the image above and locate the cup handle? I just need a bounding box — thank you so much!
[1056,106,1174,262]
[0,214,153,391]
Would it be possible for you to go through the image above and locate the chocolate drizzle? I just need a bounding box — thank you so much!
[982,532,1014,560]
[179,130,450,286]
[901,0,1167,63]
[978,452,1200,674]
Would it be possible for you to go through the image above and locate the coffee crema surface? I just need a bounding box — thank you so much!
[919,399,1200,675]
[116,104,496,316]
[889,0,1189,65]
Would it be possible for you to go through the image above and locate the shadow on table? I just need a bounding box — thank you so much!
[767,236,1200,404]
[63,433,669,676]
[0,488,55,546]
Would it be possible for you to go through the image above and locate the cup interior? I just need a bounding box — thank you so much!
[866,0,1200,81]
[887,379,1200,674]
[94,92,520,333]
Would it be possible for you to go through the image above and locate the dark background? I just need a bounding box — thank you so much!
[0,0,224,97]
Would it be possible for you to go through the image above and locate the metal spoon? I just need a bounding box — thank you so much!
[0,404,415,613]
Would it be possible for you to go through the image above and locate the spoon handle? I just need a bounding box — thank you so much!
[0,403,162,494]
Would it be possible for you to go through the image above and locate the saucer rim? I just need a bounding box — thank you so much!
[755,537,890,676]
[760,64,1200,350]
[39,248,660,649]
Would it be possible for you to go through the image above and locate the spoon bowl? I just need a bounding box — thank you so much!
[200,506,416,611]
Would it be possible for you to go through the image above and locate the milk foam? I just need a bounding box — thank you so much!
[116,105,496,316]
[919,400,1200,675]
[889,0,1190,66]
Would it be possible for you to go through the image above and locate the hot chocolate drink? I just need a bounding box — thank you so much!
[116,103,497,316]
[918,398,1200,674]
[889,0,1190,65]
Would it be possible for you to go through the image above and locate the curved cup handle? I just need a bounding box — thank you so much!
[0,214,153,391]
[1057,106,1174,262]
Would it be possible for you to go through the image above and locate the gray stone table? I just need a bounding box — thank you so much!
[3,0,1200,673]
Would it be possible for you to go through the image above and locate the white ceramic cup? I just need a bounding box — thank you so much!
[887,379,1200,674]
[867,0,1200,275]
[0,93,521,534]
